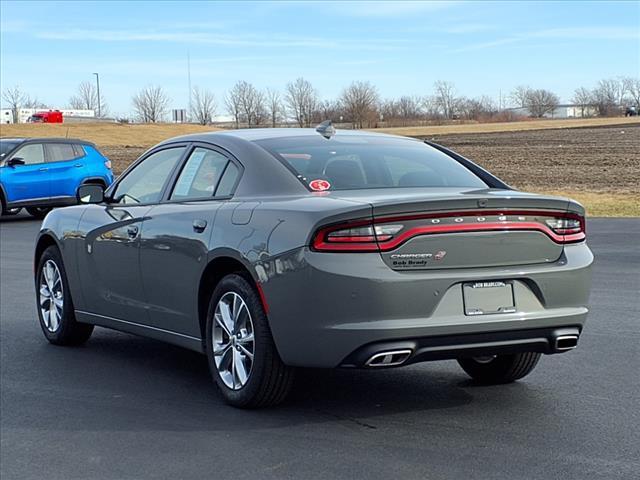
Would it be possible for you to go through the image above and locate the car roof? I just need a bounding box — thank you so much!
[161,127,418,145]
[0,137,94,146]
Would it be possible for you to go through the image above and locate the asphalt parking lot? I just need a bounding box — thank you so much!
[1,213,639,480]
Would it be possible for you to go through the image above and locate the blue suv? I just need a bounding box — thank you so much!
[0,138,113,218]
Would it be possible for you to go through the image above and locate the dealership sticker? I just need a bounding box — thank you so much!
[309,179,331,191]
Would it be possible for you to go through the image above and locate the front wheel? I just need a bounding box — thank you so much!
[27,206,52,219]
[457,352,541,384]
[205,274,294,408]
[36,246,94,345]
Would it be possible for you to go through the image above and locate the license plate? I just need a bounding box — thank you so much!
[463,281,516,316]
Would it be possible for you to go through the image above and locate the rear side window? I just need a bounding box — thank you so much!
[256,136,487,191]
[46,143,77,162]
[170,148,231,200]
[73,144,86,157]
[216,162,240,196]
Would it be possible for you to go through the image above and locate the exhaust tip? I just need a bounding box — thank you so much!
[365,349,412,367]
[555,335,579,351]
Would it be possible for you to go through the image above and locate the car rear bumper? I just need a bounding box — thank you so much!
[259,243,593,368]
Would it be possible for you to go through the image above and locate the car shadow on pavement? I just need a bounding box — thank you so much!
[2,328,547,434]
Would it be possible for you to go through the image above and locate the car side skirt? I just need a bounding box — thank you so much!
[75,310,204,353]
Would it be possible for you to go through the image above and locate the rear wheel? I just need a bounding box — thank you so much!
[205,274,294,408]
[457,352,541,384]
[27,206,52,219]
[36,245,94,345]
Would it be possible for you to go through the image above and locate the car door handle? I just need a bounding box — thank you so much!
[39,167,48,172]
[126,225,139,238]
[192,219,207,233]
[74,163,83,168]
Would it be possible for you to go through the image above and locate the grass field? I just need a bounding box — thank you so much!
[2,118,639,216]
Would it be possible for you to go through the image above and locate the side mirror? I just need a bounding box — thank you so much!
[77,184,105,204]
[7,157,25,167]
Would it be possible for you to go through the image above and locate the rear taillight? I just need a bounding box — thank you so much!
[312,210,585,252]
[104,160,112,170]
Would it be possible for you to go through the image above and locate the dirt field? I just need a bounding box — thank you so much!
[373,116,640,136]
[2,119,638,216]
[426,124,640,216]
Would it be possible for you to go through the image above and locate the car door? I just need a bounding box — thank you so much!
[3,143,50,202]
[139,145,242,337]
[45,142,82,198]
[76,145,187,323]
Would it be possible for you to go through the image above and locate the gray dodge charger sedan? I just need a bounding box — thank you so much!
[34,125,593,407]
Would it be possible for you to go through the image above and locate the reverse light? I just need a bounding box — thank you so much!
[104,159,112,170]
[544,217,582,234]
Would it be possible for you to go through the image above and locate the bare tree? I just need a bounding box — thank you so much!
[340,81,379,129]
[624,77,640,109]
[433,81,457,119]
[420,95,442,121]
[225,84,243,128]
[131,86,170,123]
[571,87,594,117]
[525,89,560,118]
[510,85,531,108]
[457,96,495,120]
[68,81,107,116]
[591,79,622,116]
[191,86,216,125]
[2,85,26,123]
[265,88,283,127]
[285,77,319,128]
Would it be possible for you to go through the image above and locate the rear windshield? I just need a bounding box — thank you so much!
[256,135,487,191]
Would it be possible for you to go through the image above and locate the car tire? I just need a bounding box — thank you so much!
[35,245,94,346]
[457,352,541,384]
[27,207,52,219]
[205,273,294,408]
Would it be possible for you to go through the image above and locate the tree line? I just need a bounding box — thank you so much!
[3,76,639,126]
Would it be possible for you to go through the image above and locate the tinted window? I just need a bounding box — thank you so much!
[73,144,86,157]
[46,143,76,162]
[256,136,486,190]
[170,148,229,200]
[216,162,240,196]
[14,143,45,165]
[114,147,184,204]
[0,140,21,157]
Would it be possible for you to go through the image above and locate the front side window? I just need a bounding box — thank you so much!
[113,147,185,204]
[170,148,232,200]
[256,136,487,191]
[14,143,45,165]
[46,143,77,163]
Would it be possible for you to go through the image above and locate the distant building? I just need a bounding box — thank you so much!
[507,104,598,119]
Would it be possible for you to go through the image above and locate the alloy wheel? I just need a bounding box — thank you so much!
[212,292,255,390]
[39,259,64,332]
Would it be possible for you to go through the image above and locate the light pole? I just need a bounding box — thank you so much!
[93,72,101,117]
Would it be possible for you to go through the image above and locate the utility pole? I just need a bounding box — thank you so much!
[187,51,192,123]
[93,72,101,117]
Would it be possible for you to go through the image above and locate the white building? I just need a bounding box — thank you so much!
[507,104,598,119]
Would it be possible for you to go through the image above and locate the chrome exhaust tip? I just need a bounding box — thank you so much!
[555,335,579,351]
[365,349,412,367]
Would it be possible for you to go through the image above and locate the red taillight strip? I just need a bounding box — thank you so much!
[312,209,585,252]
[375,222,584,251]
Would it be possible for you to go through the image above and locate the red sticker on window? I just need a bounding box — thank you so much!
[309,179,331,191]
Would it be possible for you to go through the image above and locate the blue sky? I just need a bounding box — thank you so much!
[1,0,638,116]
